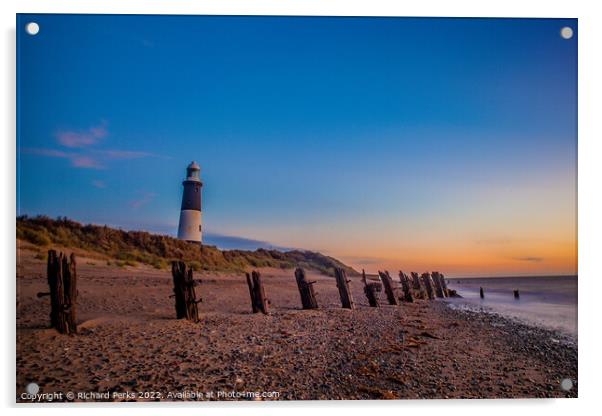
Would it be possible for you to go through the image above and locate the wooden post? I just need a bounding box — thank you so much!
[294,268,318,309]
[362,269,381,307]
[439,273,450,297]
[246,270,269,314]
[334,268,354,309]
[398,271,414,303]
[171,261,201,322]
[480,287,485,299]
[245,273,258,313]
[63,253,77,334]
[45,250,77,334]
[421,272,435,300]
[513,289,520,299]
[431,272,446,298]
[252,271,269,314]
[378,271,399,305]
[410,272,427,299]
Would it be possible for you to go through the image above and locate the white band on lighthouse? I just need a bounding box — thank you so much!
[177,210,202,242]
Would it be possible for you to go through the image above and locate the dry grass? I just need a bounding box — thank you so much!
[17,215,358,276]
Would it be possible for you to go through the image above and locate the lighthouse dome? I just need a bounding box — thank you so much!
[185,161,201,182]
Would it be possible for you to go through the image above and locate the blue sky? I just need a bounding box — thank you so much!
[17,15,577,275]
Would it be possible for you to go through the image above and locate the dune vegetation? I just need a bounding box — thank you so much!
[16,215,358,276]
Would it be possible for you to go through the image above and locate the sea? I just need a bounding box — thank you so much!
[445,275,578,338]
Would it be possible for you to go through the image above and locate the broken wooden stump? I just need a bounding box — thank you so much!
[171,261,201,322]
[513,289,520,299]
[294,268,318,309]
[431,271,447,298]
[410,272,427,299]
[398,271,414,303]
[43,250,78,334]
[421,272,436,300]
[447,289,462,298]
[334,267,354,309]
[480,286,485,299]
[362,269,381,307]
[246,270,269,314]
[378,271,399,305]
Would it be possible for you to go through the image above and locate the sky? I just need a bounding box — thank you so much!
[17,15,577,277]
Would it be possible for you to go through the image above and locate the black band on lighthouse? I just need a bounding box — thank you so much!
[180,180,202,211]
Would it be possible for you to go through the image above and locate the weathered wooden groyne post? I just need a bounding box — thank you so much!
[398,271,414,303]
[362,269,381,307]
[421,272,436,300]
[294,268,318,309]
[480,287,485,299]
[171,261,201,322]
[411,272,427,299]
[439,273,449,297]
[378,271,399,305]
[246,270,269,314]
[513,289,520,299]
[431,272,447,298]
[334,268,355,309]
[41,250,78,334]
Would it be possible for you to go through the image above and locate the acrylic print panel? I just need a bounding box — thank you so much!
[16,14,577,402]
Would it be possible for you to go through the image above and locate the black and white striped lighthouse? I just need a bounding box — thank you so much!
[177,161,202,243]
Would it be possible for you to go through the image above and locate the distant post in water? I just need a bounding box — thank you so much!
[294,268,318,309]
[246,270,269,314]
[480,287,485,299]
[42,250,77,334]
[171,261,201,322]
[398,271,414,303]
[362,269,381,307]
[513,289,520,299]
[334,268,355,309]
[378,271,399,305]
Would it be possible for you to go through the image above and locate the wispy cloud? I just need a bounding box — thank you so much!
[21,148,104,169]
[129,192,157,209]
[21,121,168,170]
[55,121,107,148]
[514,256,544,263]
[70,156,103,169]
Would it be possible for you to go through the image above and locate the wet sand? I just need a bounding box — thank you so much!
[16,247,577,401]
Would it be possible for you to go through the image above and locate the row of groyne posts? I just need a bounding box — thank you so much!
[38,250,460,333]
[170,265,461,321]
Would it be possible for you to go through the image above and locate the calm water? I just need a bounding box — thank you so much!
[445,276,578,337]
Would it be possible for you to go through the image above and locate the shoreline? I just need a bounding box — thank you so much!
[443,301,578,344]
[440,302,578,374]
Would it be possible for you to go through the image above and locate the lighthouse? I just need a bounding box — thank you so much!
[177,161,203,243]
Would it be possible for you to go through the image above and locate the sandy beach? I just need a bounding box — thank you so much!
[16,245,577,401]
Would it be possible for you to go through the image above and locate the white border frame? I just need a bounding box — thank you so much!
[3,1,600,415]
